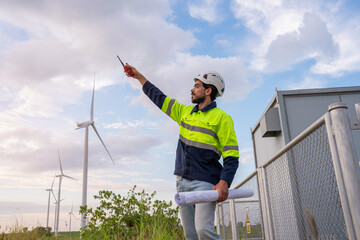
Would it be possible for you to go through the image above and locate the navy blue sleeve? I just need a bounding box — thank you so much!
[221,156,239,186]
[142,81,167,109]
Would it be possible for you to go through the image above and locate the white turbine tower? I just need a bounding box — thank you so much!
[67,205,76,234]
[76,77,114,229]
[53,197,65,233]
[45,177,56,230]
[55,150,76,236]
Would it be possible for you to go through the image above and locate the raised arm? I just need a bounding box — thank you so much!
[125,64,148,86]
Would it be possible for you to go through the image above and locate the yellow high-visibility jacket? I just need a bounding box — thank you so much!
[143,81,239,186]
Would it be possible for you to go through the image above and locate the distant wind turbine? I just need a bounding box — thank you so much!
[45,177,56,230]
[75,77,114,229]
[55,150,76,236]
[53,197,64,233]
[67,205,77,235]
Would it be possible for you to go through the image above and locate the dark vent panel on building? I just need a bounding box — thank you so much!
[260,107,281,137]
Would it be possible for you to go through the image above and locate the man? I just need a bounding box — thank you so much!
[125,64,239,240]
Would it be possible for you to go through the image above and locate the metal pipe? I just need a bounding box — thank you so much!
[325,112,356,240]
[229,199,238,240]
[355,103,360,120]
[262,167,274,240]
[329,102,360,239]
[215,204,220,235]
[258,167,273,240]
[220,203,225,239]
[233,200,259,203]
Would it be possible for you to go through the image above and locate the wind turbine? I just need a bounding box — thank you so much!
[67,205,77,235]
[55,150,76,236]
[45,177,56,230]
[76,77,114,229]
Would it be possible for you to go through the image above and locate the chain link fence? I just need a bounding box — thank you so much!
[265,123,347,239]
[217,174,263,239]
[217,113,356,239]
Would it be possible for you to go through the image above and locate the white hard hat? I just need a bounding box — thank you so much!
[194,71,225,97]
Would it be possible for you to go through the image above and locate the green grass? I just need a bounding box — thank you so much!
[57,231,80,239]
[0,232,79,240]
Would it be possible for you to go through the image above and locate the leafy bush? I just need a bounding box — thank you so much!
[79,185,185,240]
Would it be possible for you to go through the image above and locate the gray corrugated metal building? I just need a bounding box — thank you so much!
[252,86,360,168]
[218,86,360,239]
[250,86,360,239]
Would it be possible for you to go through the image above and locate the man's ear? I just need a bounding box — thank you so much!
[205,87,212,96]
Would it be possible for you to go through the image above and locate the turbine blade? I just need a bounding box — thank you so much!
[57,149,64,175]
[91,123,115,165]
[51,177,55,189]
[90,75,95,121]
[51,190,57,201]
[63,174,77,181]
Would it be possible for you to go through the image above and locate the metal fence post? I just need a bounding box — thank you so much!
[328,102,360,239]
[325,112,356,239]
[220,202,225,239]
[229,199,238,239]
[215,204,220,235]
[258,167,273,240]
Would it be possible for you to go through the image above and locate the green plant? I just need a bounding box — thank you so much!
[79,185,185,240]
[0,226,54,240]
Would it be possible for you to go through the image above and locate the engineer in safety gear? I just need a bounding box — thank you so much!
[124,64,239,240]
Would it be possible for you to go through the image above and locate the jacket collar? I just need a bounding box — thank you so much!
[191,101,217,114]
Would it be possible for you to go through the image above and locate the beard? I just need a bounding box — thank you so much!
[191,93,206,104]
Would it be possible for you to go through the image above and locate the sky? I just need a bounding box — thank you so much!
[1,0,360,233]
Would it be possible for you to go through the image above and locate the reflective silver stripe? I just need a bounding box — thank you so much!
[166,99,175,116]
[180,121,219,140]
[223,145,239,151]
[179,135,221,156]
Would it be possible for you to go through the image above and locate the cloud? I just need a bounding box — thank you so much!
[311,16,360,76]
[0,125,162,175]
[0,0,196,121]
[213,34,232,47]
[104,131,163,165]
[238,147,254,164]
[285,77,327,90]
[0,0,195,180]
[0,202,45,215]
[230,0,360,76]
[103,120,158,130]
[138,53,262,105]
[265,13,338,72]
[188,0,224,23]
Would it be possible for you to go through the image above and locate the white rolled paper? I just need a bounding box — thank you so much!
[174,188,254,206]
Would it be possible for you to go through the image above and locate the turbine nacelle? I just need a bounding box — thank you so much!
[75,120,94,130]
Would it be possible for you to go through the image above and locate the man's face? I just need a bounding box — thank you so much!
[191,80,206,104]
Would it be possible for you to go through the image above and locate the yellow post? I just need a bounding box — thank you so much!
[246,210,251,234]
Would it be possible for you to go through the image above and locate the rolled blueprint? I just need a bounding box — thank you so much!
[175,188,254,206]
